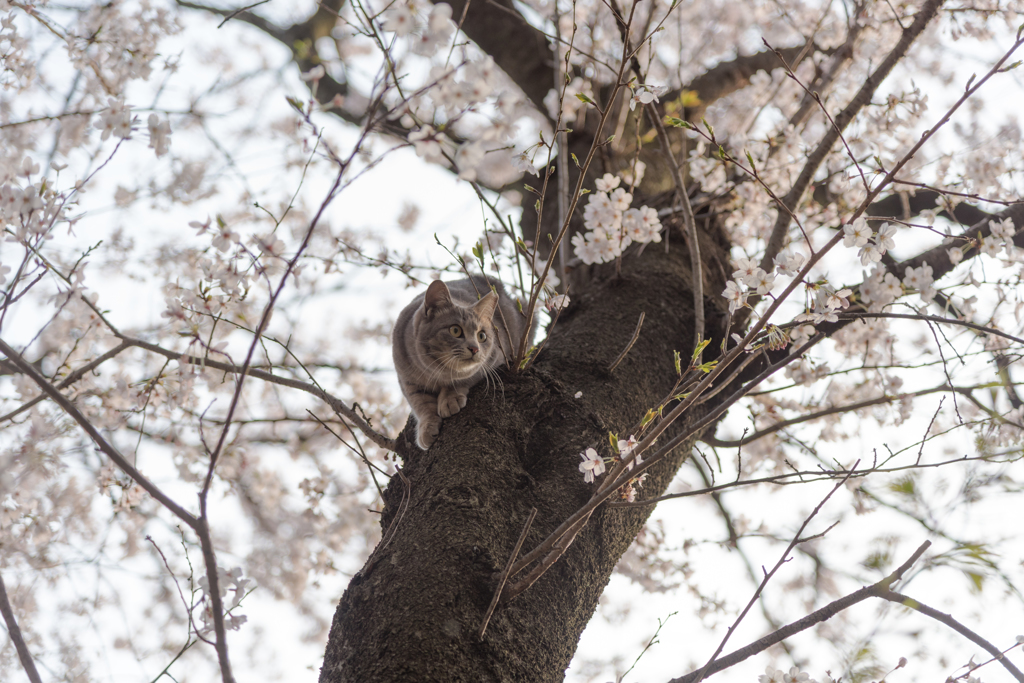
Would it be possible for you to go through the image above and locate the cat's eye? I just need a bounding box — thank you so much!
[449,325,462,337]
[477,331,487,342]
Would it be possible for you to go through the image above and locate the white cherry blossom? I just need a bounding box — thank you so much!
[579,448,606,483]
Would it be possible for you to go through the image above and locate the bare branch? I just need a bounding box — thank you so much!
[608,311,646,372]
[479,507,537,638]
[837,311,1024,346]
[668,541,932,683]
[879,590,1024,682]
[0,571,43,683]
[690,465,856,683]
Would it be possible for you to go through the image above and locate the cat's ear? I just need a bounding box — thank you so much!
[473,291,498,322]
[423,280,452,319]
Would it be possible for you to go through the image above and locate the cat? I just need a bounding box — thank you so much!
[392,274,532,449]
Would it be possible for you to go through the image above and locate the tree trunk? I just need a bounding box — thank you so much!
[319,212,732,681]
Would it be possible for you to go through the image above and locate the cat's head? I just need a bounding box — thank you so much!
[417,280,498,381]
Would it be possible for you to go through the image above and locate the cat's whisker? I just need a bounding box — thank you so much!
[487,366,507,406]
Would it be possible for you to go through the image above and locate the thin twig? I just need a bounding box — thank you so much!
[668,541,931,683]
[0,337,199,528]
[647,107,704,351]
[837,311,1024,346]
[879,590,1024,682]
[690,463,858,683]
[479,507,537,639]
[307,409,389,499]
[704,382,959,447]
[0,571,43,683]
[609,451,1019,508]
[758,0,943,272]
[608,311,645,372]
[503,512,592,602]
[116,335,396,451]
[216,0,271,28]
[361,466,412,576]
[0,340,132,424]
[147,536,197,636]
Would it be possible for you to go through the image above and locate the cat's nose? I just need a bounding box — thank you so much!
[468,345,479,355]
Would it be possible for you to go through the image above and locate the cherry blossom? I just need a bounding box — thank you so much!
[579,448,606,483]
[843,218,872,247]
[147,114,172,157]
[382,3,417,36]
[876,222,897,252]
[773,250,806,277]
[752,269,776,295]
[595,173,621,192]
[628,84,661,111]
[455,142,485,181]
[409,126,445,163]
[723,280,746,312]
[545,294,570,312]
[733,257,760,284]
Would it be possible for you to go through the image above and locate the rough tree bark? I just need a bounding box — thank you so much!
[319,212,733,681]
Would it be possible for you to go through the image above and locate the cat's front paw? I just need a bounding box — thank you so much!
[416,415,441,449]
[437,388,467,418]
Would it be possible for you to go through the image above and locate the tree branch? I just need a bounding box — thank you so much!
[669,541,932,683]
[760,0,944,272]
[667,45,818,122]
[879,589,1024,682]
[0,340,132,424]
[0,337,199,529]
[116,335,397,453]
[0,571,43,683]
[893,202,1024,287]
[434,0,554,113]
[690,466,856,683]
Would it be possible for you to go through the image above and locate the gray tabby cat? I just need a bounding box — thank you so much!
[392,275,531,449]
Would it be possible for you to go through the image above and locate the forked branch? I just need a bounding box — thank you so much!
[669,541,932,683]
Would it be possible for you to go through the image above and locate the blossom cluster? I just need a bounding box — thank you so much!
[0,175,69,244]
[758,666,818,683]
[577,434,648,501]
[976,216,1020,261]
[197,566,255,635]
[403,54,512,180]
[722,248,810,315]
[796,284,854,325]
[382,2,455,57]
[571,174,663,265]
[843,218,897,266]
